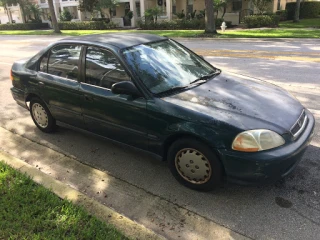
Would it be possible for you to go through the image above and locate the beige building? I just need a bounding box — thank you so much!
[0,3,23,24]
[0,0,299,26]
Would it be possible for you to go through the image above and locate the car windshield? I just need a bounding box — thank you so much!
[122,39,217,94]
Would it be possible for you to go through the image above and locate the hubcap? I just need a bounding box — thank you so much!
[32,103,48,128]
[175,148,212,184]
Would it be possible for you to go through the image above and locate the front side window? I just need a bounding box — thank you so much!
[122,39,216,94]
[47,45,81,80]
[232,0,242,11]
[85,47,130,89]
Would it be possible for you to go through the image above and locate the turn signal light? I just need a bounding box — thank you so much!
[10,70,14,81]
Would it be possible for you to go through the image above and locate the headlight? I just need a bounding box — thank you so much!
[232,129,285,152]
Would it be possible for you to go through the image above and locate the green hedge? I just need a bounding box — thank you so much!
[58,21,118,30]
[244,15,280,28]
[138,19,232,30]
[0,23,49,30]
[286,2,320,20]
[275,10,288,21]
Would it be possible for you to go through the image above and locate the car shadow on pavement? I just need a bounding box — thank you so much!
[1,101,320,239]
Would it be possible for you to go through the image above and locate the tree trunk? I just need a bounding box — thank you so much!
[185,0,188,19]
[222,5,226,19]
[47,0,61,33]
[293,0,301,22]
[4,6,12,23]
[204,0,217,34]
[20,5,26,23]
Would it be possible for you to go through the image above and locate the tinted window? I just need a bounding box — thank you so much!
[47,45,81,80]
[85,47,130,89]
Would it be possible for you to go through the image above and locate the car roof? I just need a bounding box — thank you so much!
[62,33,167,49]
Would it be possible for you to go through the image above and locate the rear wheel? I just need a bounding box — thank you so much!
[168,138,222,191]
[30,98,56,133]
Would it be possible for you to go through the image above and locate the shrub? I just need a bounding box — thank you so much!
[58,21,118,30]
[91,17,110,23]
[59,9,73,21]
[244,15,280,28]
[175,10,185,19]
[275,10,288,21]
[286,1,320,20]
[138,18,232,30]
[0,23,49,30]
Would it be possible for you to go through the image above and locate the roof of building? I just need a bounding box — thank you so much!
[63,33,167,49]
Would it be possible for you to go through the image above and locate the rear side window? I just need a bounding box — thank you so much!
[85,47,130,89]
[47,45,82,81]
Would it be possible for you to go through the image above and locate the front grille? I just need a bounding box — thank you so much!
[291,110,308,139]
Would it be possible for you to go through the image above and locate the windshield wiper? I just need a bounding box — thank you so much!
[155,85,187,96]
[190,69,221,84]
[156,69,221,97]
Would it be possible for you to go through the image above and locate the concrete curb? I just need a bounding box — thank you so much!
[0,150,165,240]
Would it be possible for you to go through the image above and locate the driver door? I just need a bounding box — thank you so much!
[80,46,148,150]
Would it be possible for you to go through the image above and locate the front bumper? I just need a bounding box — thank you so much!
[219,110,315,184]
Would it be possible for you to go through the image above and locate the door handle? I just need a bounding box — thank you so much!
[84,95,93,102]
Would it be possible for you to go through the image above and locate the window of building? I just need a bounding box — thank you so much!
[172,0,176,14]
[47,45,81,81]
[187,0,193,14]
[110,7,116,17]
[136,2,141,17]
[232,0,242,11]
[85,47,130,89]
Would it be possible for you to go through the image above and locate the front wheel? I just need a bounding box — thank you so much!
[30,98,56,133]
[168,138,222,191]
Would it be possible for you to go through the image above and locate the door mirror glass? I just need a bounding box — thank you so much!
[111,81,142,97]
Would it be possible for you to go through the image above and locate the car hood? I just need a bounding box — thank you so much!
[162,72,303,132]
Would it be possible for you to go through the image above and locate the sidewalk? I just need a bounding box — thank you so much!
[0,126,249,240]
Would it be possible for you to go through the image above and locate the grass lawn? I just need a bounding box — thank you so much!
[0,27,319,38]
[279,18,320,28]
[0,28,319,38]
[0,18,319,38]
[220,28,320,38]
[0,161,128,240]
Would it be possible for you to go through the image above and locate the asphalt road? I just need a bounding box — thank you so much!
[0,35,320,240]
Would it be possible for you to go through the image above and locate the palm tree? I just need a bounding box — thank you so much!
[47,0,61,33]
[293,0,301,22]
[27,3,42,22]
[205,0,217,34]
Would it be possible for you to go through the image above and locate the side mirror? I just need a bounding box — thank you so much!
[111,81,142,97]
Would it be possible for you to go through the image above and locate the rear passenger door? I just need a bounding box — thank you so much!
[80,46,148,150]
[37,44,84,128]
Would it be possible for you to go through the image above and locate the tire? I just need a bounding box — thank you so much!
[30,97,56,133]
[168,138,222,191]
